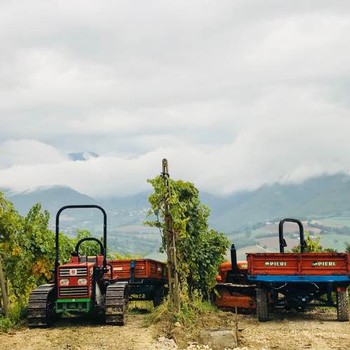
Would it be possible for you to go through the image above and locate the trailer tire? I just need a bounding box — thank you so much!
[153,286,165,307]
[256,288,269,322]
[336,289,349,322]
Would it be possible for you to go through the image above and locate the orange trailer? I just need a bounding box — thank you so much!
[214,218,350,322]
[106,259,167,306]
[247,219,350,322]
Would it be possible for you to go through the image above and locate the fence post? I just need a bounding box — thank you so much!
[0,257,9,317]
[162,159,180,312]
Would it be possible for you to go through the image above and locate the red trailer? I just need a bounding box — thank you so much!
[247,218,350,322]
[106,259,167,306]
[247,252,350,277]
[213,218,350,322]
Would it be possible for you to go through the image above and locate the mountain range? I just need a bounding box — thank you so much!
[204,173,350,232]
[2,173,350,256]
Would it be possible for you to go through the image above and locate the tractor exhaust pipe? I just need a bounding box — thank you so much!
[231,244,238,271]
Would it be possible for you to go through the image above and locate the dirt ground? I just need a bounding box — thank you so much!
[0,315,159,350]
[238,309,350,350]
[1,309,350,350]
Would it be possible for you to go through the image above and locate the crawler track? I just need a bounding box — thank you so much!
[105,281,128,325]
[27,284,56,327]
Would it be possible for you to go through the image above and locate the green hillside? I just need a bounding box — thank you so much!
[3,173,350,256]
[207,174,350,232]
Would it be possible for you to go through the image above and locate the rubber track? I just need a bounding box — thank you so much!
[27,284,55,327]
[105,282,128,325]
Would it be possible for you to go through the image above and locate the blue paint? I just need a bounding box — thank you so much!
[248,275,350,283]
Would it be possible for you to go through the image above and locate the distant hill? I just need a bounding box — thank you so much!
[6,185,98,216]
[4,174,350,232]
[203,174,350,232]
[3,186,159,257]
[2,173,350,256]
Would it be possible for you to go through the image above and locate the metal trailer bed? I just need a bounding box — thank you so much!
[106,259,168,306]
[247,218,350,321]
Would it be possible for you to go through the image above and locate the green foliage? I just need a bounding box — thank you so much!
[146,176,229,299]
[0,198,55,302]
[0,316,12,332]
[20,204,55,293]
[0,192,108,329]
[345,243,350,253]
[0,300,27,332]
[73,229,103,256]
[108,251,141,259]
[291,231,338,253]
[173,293,217,326]
[0,196,58,329]
[147,293,218,332]
[58,229,106,263]
[58,232,75,263]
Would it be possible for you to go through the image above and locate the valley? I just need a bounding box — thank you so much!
[3,174,350,259]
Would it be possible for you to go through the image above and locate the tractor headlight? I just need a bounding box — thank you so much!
[77,278,87,286]
[60,279,69,286]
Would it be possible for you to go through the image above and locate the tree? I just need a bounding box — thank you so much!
[146,176,229,299]
[0,193,26,302]
[291,231,337,253]
[22,204,55,282]
[0,201,56,302]
[345,243,350,253]
[73,229,103,256]
[0,192,107,326]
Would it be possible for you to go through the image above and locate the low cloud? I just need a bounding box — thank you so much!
[1,1,350,197]
[0,139,68,169]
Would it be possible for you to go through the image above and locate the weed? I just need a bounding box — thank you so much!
[0,301,27,332]
[128,301,154,314]
[0,317,12,332]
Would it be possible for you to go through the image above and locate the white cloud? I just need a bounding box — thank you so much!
[0,139,68,169]
[0,1,350,196]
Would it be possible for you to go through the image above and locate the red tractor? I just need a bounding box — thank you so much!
[212,244,256,311]
[214,218,350,322]
[28,205,129,327]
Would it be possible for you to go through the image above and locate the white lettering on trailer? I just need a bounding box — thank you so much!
[312,261,336,267]
[264,261,287,267]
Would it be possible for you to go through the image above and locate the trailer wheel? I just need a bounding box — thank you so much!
[153,286,165,307]
[256,288,269,322]
[336,289,349,322]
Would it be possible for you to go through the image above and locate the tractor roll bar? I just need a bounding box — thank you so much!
[55,204,107,280]
[75,237,105,257]
[279,218,307,253]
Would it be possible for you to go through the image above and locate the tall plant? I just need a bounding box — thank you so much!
[146,176,229,299]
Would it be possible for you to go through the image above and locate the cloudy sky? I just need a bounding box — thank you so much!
[1,0,350,198]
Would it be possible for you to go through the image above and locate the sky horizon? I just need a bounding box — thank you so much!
[1,1,350,198]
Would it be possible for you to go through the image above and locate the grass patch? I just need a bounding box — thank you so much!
[128,300,154,314]
[0,302,27,332]
[146,294,224,348]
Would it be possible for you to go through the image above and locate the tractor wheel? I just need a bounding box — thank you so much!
[336,289,349,322]
[256,288,269,322]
